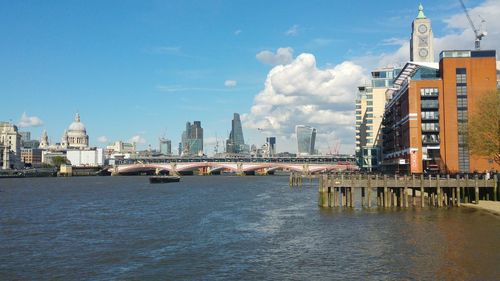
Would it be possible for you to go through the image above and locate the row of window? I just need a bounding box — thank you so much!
[421,111,439,120]
[420,88,439,97]
[422,123,439,132]
[456,86,467,96]
[422,134,440,144]
[421,100,439,109]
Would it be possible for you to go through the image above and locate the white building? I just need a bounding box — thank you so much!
[0,122,21,169]
[66,148,104,167]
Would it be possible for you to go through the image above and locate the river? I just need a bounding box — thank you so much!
[1,176,499,280]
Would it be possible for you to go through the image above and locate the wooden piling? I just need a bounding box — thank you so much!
[474,175,480,204]
[367,176,372,208]
[403,175,408,208]
[420,174,425,208]
[383,175,388,208]
[494,175,498,202]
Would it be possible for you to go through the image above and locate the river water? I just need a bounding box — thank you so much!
[1,176,499,280]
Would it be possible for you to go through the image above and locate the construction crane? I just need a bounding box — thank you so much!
[459,0,487,50]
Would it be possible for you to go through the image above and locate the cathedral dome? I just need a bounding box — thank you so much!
[68,113,86,133]
[62,113,89,149]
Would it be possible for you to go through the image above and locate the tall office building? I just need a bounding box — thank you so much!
[181,121,203,156]
[382,50,498,174]
[159,138,172,156]
[226,113,248,154]
[355,67,401,171]
[266,137,276,156]
[410,4,434,63]
[296,125,316,156]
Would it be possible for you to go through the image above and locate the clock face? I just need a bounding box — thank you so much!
[418,24,427,33]
[419,48,429,57]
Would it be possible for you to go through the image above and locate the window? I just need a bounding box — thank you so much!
[356,110,362,115]
[366,113,373,118]
[457,98,468,108]
[356,116,361,120]
[420,88,439,97]
[367,101,373,106]
[355,105,361,109]
[366,107,373,112]
[421,100,438,109]
[456,86,467,96]
[367,119,373,124]
[366,94,373,100]
[456,68,467,83]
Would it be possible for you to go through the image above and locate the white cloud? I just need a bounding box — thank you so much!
[129,135,146,144]
[256,47,294,66]
[285,24,300,36]
[224,80,237,87]
[244,53,367,153]
[234,29,242,35]
[18,112,43,128]
[97,136,108,143]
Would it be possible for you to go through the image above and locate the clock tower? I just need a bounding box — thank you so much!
[410,4,434,62]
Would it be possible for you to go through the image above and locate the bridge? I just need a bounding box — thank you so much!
[110,155,358,175]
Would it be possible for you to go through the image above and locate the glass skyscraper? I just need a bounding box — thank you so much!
[296,125,316,156]
[181,121,203,156]
[226,113,248,154]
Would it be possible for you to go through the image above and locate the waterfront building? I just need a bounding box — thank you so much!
[266,137,276,157]
[159,138,172,156]
[0,122,22,169]
[382,50,499,174]
[61,113,89,149]
[106,141,136,155]
[355,67,401,171]
[410,4,434,63]
[296,125,316,156]
[20,148,42,166]
[181,121,203,156]
[226,113,249,154]
[66,148,104,167]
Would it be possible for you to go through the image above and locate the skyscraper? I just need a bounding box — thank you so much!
[159,137,171,156]
[296,125,316,156]
[266,137,276,156]
[226,113,248,154]
[181,121,203,156]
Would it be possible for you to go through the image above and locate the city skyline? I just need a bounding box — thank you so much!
[1,0,499,154]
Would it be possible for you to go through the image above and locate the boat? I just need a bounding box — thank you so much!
[149,175,181,184]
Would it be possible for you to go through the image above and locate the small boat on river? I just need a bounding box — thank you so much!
[149,175,181,184]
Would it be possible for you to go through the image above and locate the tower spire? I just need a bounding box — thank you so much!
[416,3,426,19]
[75,112,80,122]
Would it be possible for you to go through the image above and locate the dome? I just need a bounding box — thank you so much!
[68,121,86,132]
[67,113,86,133]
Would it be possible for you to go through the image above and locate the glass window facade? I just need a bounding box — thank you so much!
[296,125,316,156]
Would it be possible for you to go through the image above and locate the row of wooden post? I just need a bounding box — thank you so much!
[318,174,498,208]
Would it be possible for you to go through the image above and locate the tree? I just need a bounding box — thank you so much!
[51,156,70,167]
[468,90,500,165]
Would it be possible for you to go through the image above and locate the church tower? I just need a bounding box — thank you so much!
[410,4,434,62]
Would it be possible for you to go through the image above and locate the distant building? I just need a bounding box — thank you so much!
[159,138,172,156]
[20,148,42,166]
[382,50,499,174]
[61,113,89,149]
[181,121,203,156]
[226,113,249,154]
[0,122,21,169]
[66,148,104,167]
[355,66,401,171]
[106,141,136,155]
[19,131,30,143]
[266,137,276,156]
[296,125,316,156]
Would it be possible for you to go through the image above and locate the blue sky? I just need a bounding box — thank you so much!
[1,0,497,154]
